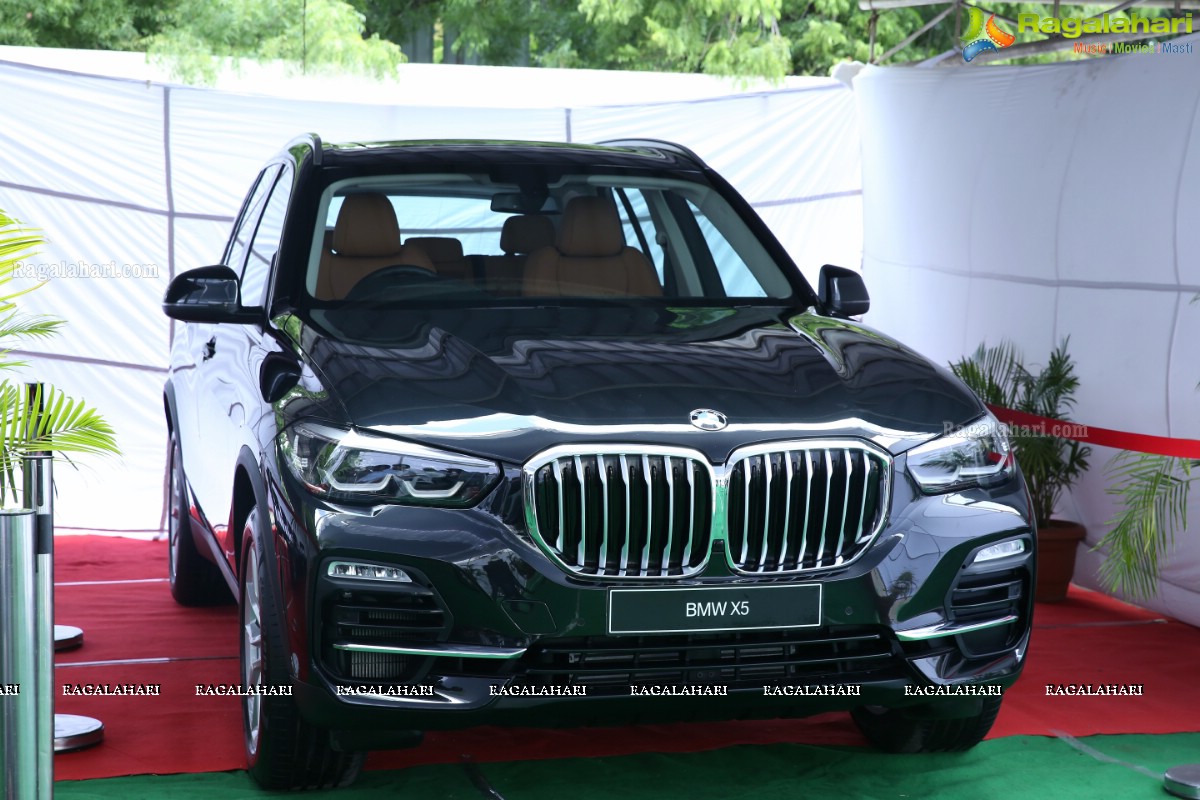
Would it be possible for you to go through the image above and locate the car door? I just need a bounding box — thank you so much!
[185,165,280,557]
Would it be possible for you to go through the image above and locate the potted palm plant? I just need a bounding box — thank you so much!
[950,339,1091,602]
[0,211,118,500]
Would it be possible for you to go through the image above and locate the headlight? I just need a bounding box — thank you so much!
[907,414,1014,493]
[279,422,501,507]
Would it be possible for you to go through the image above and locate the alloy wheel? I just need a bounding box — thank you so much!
[242,542,264,756]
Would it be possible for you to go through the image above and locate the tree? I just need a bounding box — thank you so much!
[0,0,158,50]
[576,0,791,78]
[145,0,405,83]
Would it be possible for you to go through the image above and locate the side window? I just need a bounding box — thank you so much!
[684,199,769,298]
[243,165,294,307]
[224,165,280,277]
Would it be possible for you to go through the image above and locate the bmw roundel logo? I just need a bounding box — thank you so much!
[689,409,728,431]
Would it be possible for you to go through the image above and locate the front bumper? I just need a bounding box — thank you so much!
[267,461,1034,737]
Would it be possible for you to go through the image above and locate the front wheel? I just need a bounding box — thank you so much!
[240,507,364,789]
[851,695,1003,753]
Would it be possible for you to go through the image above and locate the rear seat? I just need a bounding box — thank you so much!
[479,215,556,295]
[403,236,472,283]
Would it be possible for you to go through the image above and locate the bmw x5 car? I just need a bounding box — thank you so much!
[162,136,1034,790]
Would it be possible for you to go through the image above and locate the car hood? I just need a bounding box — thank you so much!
[285,305,982,464]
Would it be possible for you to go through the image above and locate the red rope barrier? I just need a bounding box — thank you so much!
[986,404,1200,459]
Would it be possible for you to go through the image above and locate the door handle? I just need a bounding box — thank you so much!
[202,337,216,361]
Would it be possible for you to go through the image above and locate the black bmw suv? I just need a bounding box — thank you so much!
[163,136,1034,790]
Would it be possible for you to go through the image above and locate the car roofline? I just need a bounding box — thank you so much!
[278,135,704,170]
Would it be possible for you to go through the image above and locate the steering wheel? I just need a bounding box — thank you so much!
[344,264,440,303]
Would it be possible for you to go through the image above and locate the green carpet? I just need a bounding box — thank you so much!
[55,734,1200,799]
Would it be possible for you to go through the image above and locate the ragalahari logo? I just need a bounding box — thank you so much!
[962,8,1016,62]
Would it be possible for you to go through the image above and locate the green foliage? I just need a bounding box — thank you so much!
[0,0,158,50]
[949,339,1091,527]
[0,212,119,504]
[1098,452,1196,601]
[146,0,404,84]
[4,0,1192,79]
[578,0,793,78]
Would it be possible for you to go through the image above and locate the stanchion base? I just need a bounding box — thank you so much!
[55,624,84,652]
[54,714,104,752]
[1166,765,1200,799]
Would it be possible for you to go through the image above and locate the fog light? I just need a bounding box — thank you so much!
[327,561,412,582]
[972,539,1026,564]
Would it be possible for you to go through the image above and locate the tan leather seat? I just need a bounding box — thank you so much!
[315,193,434,300]
[404,236,472,283]
[482,215,556,294]
[523,197,661,297]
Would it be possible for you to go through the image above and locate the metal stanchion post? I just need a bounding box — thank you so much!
[0,508,38,800]
[24,452,54,795]
[23,383,103,772]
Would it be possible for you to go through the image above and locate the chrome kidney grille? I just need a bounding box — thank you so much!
[726,444,888,574]
[524,441,891,579]
[525,447,714,578]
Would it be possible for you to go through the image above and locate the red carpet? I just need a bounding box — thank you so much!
[49,535,1199,781]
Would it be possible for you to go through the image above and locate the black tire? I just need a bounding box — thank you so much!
[168,433,230,606]
[240,507,364,790]
[851,696,1003,754]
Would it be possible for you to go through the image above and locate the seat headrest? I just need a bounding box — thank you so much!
[557,196,624,258]
[404,236,464,262]
[500,215,556,255]
[333,193,401,258]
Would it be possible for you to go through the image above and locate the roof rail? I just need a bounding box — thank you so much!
[597,138,706,167]
[285,132,325,167]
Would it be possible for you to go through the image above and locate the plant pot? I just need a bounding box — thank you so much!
[1035,519,1087,603]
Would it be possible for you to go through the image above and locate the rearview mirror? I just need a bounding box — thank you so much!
[162,265,260,324]
[818,264,870,319]
[491,192,549,214]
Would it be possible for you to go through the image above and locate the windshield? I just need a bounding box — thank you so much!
[303,169,805,318]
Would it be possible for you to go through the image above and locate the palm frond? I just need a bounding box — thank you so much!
[0,310,64,341]
[0,213,48,310]
[1097,452,1195,600]
[0,382,120,504]
[949,340,1024,408]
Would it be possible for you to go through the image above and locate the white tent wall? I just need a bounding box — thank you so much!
[853,43,1200,625]
[0,58,861,536]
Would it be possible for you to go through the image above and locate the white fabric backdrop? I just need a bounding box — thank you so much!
[0,55,862,535]
[854,38,1200,624]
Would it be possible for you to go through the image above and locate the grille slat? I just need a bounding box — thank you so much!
[817,450,832,564]
[527,442,888,579]
[574,455,587,566]
[553,459,566,552]
[836,449,852,562]
[664,456,676,571]
[759,456,772,572]
[682,459,697,566]
[640,454,653,574]
[780,453,793,569]
[797,451,812,569]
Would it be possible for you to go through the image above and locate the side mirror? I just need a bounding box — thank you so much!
[162,265,260,324]
[818,264,870,318]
